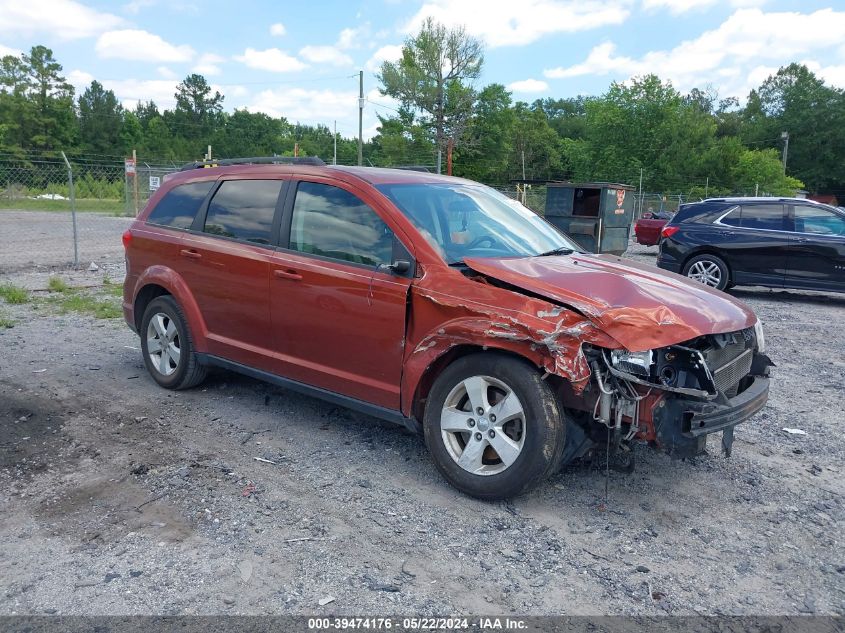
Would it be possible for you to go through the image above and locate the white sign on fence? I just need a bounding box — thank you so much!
[124,158,136,175]
[149,176,161,191]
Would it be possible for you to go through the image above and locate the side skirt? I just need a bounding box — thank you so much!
[196,353,419,433]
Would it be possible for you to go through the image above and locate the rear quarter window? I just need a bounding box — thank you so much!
[147,181,215,229]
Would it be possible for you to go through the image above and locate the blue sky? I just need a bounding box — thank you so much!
[1,0,844,140]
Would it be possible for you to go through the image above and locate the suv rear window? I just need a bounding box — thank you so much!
[720,204,785,231]
[202,179,282,245]
[147,181,214,229]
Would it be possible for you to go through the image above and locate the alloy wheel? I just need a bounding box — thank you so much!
[146,312,181,377]
[687,259,722,287]
[440,375,526,476]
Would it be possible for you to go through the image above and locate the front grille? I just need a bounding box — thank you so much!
[712,348,753,397]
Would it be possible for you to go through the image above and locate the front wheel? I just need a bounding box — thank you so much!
[423,353,566,500]
[683,253,730,291]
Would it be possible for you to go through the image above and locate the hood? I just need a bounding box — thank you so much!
[463,253,756,352]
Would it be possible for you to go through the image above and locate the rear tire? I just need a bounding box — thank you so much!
[683,253,730,291]
[423,353,566,500]
[140,295,207,390]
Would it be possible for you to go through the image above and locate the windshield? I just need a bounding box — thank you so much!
[377,183,581,264]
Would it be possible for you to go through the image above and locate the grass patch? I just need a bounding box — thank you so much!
[0,283,30,304]
[0,198,124,214]
[47,276,71,293]
[47,292,122,319]
[0,313,14,328]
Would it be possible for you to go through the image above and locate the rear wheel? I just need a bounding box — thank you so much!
[683,253,730,291]
[140,295,207,390]
[423,353,566,500]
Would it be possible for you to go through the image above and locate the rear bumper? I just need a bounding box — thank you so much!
[123,301,137,334]
[656,251,681,273]
[654,374,769,457]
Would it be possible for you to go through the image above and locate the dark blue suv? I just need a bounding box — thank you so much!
[657,197,845,294]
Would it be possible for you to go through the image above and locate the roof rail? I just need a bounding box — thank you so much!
[178,156,326,171]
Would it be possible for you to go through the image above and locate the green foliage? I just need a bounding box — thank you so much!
[47,276,70,292]
[0,313,14,328]
[378,17,484,151]
[45,288,122,319]
[0,283,30,304]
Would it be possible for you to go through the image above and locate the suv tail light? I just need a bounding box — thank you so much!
[122,230,132,249]
[661,225,680,239]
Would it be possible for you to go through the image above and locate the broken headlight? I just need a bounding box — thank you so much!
[753,319,766,353]
[610,349,653,377]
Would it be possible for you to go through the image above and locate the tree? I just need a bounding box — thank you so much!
[457,83,514,183]
[23,45,75,150]
[170,73,224,154]
[78,80,123,156]
[378,17,483,163]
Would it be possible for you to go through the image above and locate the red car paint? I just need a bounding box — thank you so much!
[124,164,765,451]
[633,217,669,246]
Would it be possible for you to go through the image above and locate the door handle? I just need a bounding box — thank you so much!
[180,249,202,259]
[274,268,302,281]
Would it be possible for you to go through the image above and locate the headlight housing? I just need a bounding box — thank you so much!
[753,319,766,353]
[610,349,653,377]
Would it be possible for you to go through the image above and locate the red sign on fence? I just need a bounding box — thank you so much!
[125,158,136,175]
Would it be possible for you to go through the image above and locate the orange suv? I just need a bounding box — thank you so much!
[123,157,772,499]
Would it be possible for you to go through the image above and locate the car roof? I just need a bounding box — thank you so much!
[703,196,827,204]
[163,163,476,188]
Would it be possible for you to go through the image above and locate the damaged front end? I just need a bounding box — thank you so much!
[573,324,773,464]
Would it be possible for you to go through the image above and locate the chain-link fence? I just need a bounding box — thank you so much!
[0,155,181,272]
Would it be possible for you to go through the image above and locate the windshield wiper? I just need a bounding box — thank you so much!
[535,247,574,257]
[448,259,466,267]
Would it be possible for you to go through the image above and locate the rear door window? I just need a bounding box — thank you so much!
[738,204,786,231]
[202,179,282,245]
[147,181,214,229]
[289,181,394,266]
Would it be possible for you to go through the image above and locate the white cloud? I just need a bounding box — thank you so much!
[365,44,402,72]
[507,78,549,93]
[299,45,353,67]
[336,24,371,49]
[544,8,845,94]
[270,22,286,36]
[123,0,157,15]
[643,0,766,14]
[157,66,177,79]
[405,0,630,47]
[234,47,307,73]
[0,0,122,40]
[96,29,195,63]
[0,43,21,57]
[67,69,95,92]
[193,52,224,76]
[100,78,179,110]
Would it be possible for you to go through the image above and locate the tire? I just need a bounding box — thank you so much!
[423,353,566,500]
[683,253,730,291]
[140,295,207,390]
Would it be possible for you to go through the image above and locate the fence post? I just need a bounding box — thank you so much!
[61,151,79,267]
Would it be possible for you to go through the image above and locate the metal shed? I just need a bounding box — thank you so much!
[544,182,636,255]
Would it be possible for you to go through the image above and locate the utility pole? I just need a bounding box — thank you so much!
[638,167,643,217]
[521,150,526,181]
[704,176,709,199]
[446,138,453,176]
[333,120,337,165]
[358,70,364,167]
[781,131,789,173]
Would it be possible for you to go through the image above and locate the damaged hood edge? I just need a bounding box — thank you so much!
[463,254,757,352]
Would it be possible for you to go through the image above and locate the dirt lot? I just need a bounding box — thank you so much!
[0,242,844,617]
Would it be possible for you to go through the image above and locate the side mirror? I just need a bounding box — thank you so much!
[388,259,411,275]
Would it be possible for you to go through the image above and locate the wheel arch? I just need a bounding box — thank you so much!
[131,266,209,351]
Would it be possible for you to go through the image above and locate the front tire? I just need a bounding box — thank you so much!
[423,353,566,500]
[683,253,730,291]
[140,295,207,390]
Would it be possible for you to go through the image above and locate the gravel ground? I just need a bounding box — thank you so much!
[0,211,131,273]
[0,240,843,616]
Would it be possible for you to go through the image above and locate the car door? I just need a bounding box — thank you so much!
[714,203,788,286]
[784,203,845,292]
[178,176,286,372]
[269,178,414,410]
